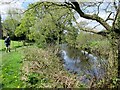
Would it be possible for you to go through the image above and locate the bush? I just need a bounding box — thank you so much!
[22,46,83,88]
[76,32,110,58]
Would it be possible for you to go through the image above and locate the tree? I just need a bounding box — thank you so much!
[15,2,78,47]
[14,0,120,87]
[0,14,2,39]
[64,0,120,79]
[2,9,22,40]
[24,0,120,86]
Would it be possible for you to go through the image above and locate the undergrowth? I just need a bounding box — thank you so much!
[21,46,85,88]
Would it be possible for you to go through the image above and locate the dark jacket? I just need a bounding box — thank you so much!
[5,37,10,45]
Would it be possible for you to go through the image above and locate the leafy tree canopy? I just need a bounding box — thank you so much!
[15,2,79,46]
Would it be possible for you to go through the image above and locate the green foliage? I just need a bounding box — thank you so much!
[15,13,35,40]
[15,2,77,47]
[1,1,119,88]
[65,26,78,46]
[76,31,110,58]
[2,19,19,39]
[22,46,82,88]
[28,74,39,85]
[116,15,120,31]
[2,9,21,40]
[96,77,120,88]
[76,31,103,46]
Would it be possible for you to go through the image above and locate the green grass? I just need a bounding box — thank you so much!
[0,39,23,51]
[0,40,82,88]
[0,46,81,88]
[0,48,25,88]
[0,39,25,88]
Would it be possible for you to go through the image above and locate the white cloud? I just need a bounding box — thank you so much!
[0,0,25,14]
[0,0,41,14]
[0,0,35,20]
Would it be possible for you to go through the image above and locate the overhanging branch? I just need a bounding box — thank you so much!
[69,0,111,31]
[77,25,109,37]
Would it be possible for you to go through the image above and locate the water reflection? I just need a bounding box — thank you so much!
[60,44,107,85]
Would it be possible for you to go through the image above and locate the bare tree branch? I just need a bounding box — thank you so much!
[78,27,108,36]
[97,2,102,15]
[2,0,114,32]
[113,0,118,10]
[69,0,111,31]
[105,12,114,21]
[103,2,111,13]
[91,24,101,30]
[112,0,120,28]
[75,18,109,37]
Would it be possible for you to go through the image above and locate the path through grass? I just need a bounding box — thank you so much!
[0,39,24,88]
[0,47,25,88]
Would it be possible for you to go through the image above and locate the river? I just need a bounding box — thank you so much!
[60,44,108,85]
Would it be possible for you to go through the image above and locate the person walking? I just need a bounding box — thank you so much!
[4,35,11,52]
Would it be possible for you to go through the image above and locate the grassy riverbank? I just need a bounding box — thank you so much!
[0,40,83,88]
[1,39,117,88]
[21,46,83,88]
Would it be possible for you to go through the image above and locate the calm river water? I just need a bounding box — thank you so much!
[60,44,108,85]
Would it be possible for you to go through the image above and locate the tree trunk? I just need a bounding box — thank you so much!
[118,35,120,78]
[118,34,120,89]
[106,35,118,80]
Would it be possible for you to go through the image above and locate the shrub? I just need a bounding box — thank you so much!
[22,46,83,88]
